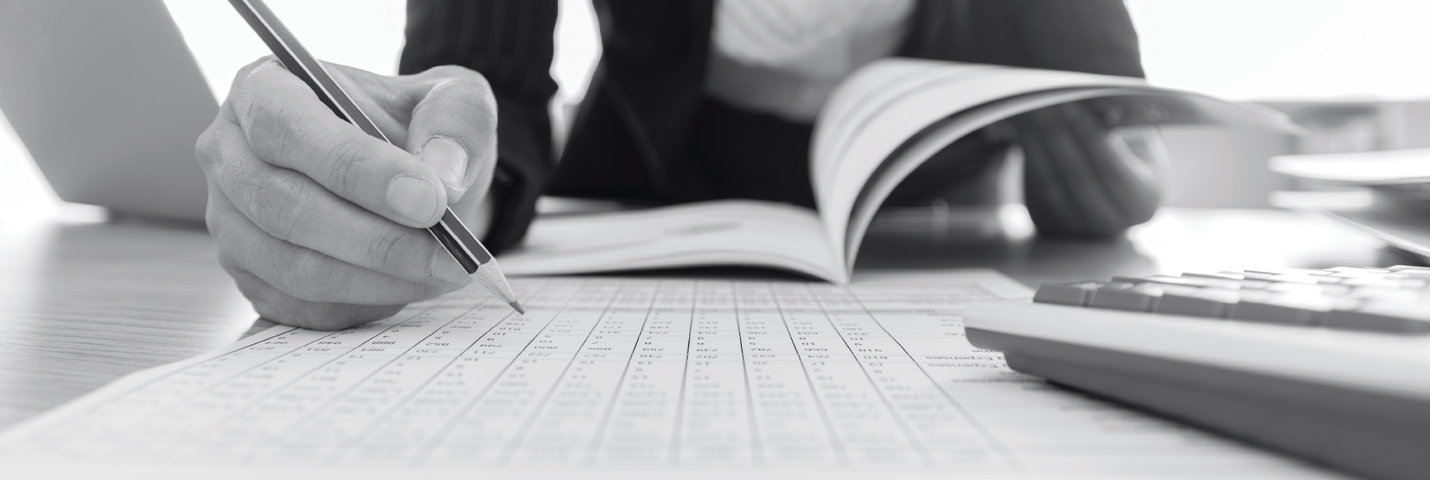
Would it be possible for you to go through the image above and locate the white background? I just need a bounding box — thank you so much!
[6,0,1430,217]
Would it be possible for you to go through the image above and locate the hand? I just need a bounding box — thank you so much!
[196,58,499,330]
[1010,101,1168,238]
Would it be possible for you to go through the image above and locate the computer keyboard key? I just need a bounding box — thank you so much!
[1264,283,1321,295]
[1266,274,1320,285]
[1157,275,1237,289]
[1348,287,1423,303]
[1322,302,1430,334]
[1184,272,1245,281]
[1388,265,1430,280]
[1339,277,1421,290]
[1240,271,1276,280]
[1390,270,1430,281]
[965,265,1430,480]
[1309,275,1347,285]
[1246,268,1334,277]
[1174,274,1271,290]
[1088,283,1163,312]
[1330,266,1393,275]
[1331,271,1392,280]
[1228,293,1334,325]
[1118,275,1222,290]
[1266,282,1350,296]
[1032,281,1103,306]
[1153,287,1238,318]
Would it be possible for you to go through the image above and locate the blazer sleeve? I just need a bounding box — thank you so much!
[399,0,559,253]
[902,0,1144,78]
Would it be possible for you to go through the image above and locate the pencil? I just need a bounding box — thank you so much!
[227,0,524,314]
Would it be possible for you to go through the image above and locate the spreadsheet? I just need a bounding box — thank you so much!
[0,274,1335,478]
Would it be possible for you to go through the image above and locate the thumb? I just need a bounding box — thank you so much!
[405,67,499,205]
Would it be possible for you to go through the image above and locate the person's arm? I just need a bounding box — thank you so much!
[905,0,1163,237]
[1005,102,1167,237]
[399,0,559,253]
[903,0,1143,78]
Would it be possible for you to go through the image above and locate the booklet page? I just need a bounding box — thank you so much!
[811,59,1301,271]
[498,200,846,283]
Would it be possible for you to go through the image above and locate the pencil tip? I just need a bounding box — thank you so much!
[509,301,525,315]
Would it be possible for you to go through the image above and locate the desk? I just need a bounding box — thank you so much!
[0,204,1401,433]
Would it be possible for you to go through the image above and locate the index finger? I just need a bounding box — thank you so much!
[327,63,499,204]
[229,59,449,228]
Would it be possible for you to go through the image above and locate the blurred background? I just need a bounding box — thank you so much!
[6,0,1430,222]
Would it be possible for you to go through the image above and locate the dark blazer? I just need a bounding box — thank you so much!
[400,0,1144,253]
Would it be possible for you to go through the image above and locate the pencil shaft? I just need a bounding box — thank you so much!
[228,0,521,310]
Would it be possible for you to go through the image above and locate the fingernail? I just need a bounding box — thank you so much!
[422,137,468,189]
[387,176,440,225]
[431,251,471,285]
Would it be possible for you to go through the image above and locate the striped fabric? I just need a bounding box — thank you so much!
[398,0,1148,250]
[399,0,559,253]
[400,0,557,109]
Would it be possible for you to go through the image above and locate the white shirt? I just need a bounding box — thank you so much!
[704,0,915,122]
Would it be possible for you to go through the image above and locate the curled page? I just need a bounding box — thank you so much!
[1270,148,1430,185]
[811,59,1303,272]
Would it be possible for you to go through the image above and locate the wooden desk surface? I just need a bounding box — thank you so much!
[0,204,1404,432]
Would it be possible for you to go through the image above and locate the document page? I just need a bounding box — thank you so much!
[809,59,1144,266]
[498,200,847,283]
[810,59,1301,270]
[0,273,1335,478]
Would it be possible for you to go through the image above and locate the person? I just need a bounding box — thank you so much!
[196,0,1166,330]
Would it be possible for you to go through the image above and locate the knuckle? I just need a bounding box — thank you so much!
[280,249,344,303]
[204,201,225,238]
[215,247,240,273]
[246,102,329,173]
[234,59,281,122]
[195,117,246,177]
[248,101,297,158]
[194,125,221,170]
[426,70,495,116]
[427,65,461,77]
[428,64,475,81]
[453,75,496,111]
[452,66,490,87]
[238,55,280,77]
[247,173,313,242]
[321,136,370,196]
[362,226,409,271]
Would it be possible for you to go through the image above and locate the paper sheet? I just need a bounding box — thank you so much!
[810,59,1303,270]
[1270,148,1430,185]
[0,273,1338,478]
[498,200,848,283]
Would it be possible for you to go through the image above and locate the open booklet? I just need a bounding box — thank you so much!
[498,59,1302,284]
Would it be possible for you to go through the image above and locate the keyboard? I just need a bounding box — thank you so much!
[964,266,1430,480]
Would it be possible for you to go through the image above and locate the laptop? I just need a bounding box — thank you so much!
[0,0,216,221]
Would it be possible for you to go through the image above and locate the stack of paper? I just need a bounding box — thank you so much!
[0,273,1336,478]
[1271,149,1430,262]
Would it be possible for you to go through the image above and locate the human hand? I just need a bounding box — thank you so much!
[197,58,498,330]
[1010,101,1168,238]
